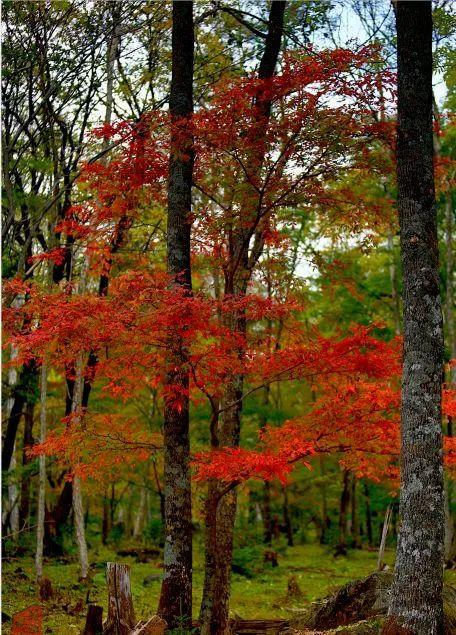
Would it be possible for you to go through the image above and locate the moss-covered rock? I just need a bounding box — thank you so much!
[287,572,456,634]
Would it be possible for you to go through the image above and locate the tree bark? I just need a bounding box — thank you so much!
[387,232,402,335]
[260,386,273,543]
[104,563,136,635]
[157,1,194,629]
[3,352,20,539]
[35,362,48,581]
[19,401,35,528]
[72,355,89,581]
[386,2,445,632]
[133,485,147,541]
[83,605,103,635]
[377,503,391,572]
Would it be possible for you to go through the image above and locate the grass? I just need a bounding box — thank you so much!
[2,543,455,633]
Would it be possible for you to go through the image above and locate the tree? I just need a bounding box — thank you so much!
[199,5,286,631]
[157,1,194,629]
[385,2,445,633]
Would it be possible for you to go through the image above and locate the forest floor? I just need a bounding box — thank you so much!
[2,543,456,634]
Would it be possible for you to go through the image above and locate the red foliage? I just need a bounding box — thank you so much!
[5,44,434,490]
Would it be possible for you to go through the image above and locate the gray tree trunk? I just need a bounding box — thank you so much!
[5,354,20,538]
[35,362,48,581]
[72,355,89,581]
[157,1,194,629]
[386,2,445,633]
[377,503,392,572]
[104,563,136,635]
[133,485,147,541]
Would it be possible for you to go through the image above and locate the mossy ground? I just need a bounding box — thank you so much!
[2,544,455,634]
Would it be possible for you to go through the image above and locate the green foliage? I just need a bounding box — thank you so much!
[144,517,164,547]
[232,544,264,578]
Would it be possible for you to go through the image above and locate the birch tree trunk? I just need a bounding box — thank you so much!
[386,2,445,632]
[72,355,89,581]
[133,489,144,541]
[5,357,20,538]
[35,362,48,581]
[157,2,194,629]
[5,450,19,538]
[387,232,402,335]
[377,503,391,572]
[19,401,35,528]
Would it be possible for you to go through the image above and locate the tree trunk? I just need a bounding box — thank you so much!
[200,377,242,635]
[199,4,286,632]
[2,362,36,471]
[363,481,374,548]
[83,605,103,635]
[318,457,330,545]
[35,362,48,581]
[73,474,89,580]
[263,481,273,544]
[200,479,238,635]
[350,477,361,549]
[387,232,402,335]
[157,2,194,629]
[260,386,272,544]
[386,2,445,632]
[72,355,89,580]
[377,503,392,572]
[19,401,35,528]
[104,563,136,635]
[4,447,19,539]
[102,488,111,545]
[4,354,20,539]
[133,485,147,541]
[444,486,455,564]
[282,484,294,547]
[336,470,351,555]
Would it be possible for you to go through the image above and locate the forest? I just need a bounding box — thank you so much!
[1,1,456,634]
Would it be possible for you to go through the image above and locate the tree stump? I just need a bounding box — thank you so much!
[38,577,53,601]
[83,605,103,634]
[103,563,136,635]
[264,550,279,567]
[286,575,303,600]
